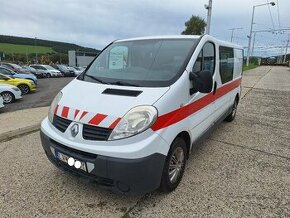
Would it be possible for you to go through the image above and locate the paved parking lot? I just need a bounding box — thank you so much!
[0,66,289,217]
[2,77,73,113]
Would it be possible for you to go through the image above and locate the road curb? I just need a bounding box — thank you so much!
[0,124,41,142]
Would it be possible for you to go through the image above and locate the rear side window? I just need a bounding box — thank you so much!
[0,68,11,75]
[219,46,234,84]
[192,42,215,75]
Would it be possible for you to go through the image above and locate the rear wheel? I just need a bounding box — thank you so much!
[46,73,51,78]
[18,84,30,95]
[160,137,187,192]
[225,98,238,122]
[1,91,15,104]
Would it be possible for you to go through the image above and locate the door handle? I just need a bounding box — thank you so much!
[213,82,217,95]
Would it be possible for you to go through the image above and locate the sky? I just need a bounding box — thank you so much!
[1,0,290,57]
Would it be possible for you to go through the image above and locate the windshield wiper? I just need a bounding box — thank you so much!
[85,74,108,84]
[111,81,140,87]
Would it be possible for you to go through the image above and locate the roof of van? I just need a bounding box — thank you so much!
[116,35,201,42]
[116,35,243,49]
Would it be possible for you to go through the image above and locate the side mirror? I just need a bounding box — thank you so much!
[189,70,213,95]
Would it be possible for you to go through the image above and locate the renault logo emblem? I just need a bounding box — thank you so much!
[70,124,79,137]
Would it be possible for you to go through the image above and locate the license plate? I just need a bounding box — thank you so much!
[56,150,87,172]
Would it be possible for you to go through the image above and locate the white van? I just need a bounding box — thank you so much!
[40,35,243,194]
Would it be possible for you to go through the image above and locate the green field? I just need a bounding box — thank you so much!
[0,43,54,54]
[243,63,258,71]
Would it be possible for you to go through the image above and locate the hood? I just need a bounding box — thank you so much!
[16,73,36,80]
[0,84,17,89]
[56,79,169,128]
[49,70,60,73]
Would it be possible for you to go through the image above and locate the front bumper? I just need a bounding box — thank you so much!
[40,131,166,194]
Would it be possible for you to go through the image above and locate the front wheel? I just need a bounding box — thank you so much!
[224,98,238,122]
[160,137,187,193]
[1,91,15,104]
[18,84,30,95]
[46,73,51,78]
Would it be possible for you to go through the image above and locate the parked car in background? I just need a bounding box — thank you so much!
[1,63,29,74]
[22,66,45,78]
[0,73,36,94]
[67,66,83,76]
[30,65,62,78]
[0,84,22,104]
[51,64,75,77]
[0,66,38,85]
[73,66,85,75]
[0,96,4,109]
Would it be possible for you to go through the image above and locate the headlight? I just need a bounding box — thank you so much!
[48,92,63,123]
[108,106,158,140]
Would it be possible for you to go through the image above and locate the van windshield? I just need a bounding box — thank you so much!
[81,39,197,87]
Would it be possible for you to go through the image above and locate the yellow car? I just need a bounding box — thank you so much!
[0,73,36,94]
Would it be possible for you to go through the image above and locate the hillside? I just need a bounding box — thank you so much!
[0,35,100,64]
[0,35,99,54]
[0,43,54,54]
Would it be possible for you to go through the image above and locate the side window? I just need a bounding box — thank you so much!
[0,74,8,80]
[219,46,234,84]
[192,42,215,75]
[0,68,9,75]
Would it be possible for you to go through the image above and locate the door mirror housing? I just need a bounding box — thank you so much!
[189,70,213,95]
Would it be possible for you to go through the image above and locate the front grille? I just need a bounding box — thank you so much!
[83,124,112,141]
[52,115,72,132]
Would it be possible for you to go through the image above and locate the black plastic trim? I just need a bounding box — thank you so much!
[102,88,142,97]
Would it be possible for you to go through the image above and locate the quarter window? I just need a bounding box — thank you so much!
[192,42,215,75]
[219,46,234,84]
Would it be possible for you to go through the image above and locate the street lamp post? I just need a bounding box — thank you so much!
[205,0,213,35]
[246,2,276,66]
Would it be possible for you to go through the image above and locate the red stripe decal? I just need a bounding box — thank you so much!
[109,118,121,129]
[54,104,59,115]
[79,111,88,120]
[89,114,107,126]
[151,78,241,131]
[74,109,80,119]
[61,106,69,118]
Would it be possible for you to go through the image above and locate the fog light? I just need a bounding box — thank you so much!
[74,160,81,169]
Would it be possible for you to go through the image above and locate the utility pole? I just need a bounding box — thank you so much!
[283,34,290,63]
[205,0,212,34]
[229,27,243,42]
[251,32,257,57]
[34,37,38,64]
[246,2,276,66]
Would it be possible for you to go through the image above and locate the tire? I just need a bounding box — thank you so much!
[1,91,15,104]
[160,137,187,193]
[224,98,238,122]
[18,84,30,95]
[46,73,51,78]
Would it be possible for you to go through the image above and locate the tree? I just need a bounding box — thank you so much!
[181,15,207,35]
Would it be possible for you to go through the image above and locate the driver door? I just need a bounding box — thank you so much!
[188,42,217,142]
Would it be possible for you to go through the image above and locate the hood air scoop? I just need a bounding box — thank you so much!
[102,88,142,97]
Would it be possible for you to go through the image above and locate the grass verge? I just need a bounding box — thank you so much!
[243,64,258,71]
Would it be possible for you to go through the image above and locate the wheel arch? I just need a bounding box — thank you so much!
[175,131,191,159]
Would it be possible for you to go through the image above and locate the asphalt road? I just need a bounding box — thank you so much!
[0,66,289,217]
[2,77,73,113]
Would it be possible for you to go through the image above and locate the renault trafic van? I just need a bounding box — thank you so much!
[40,35,243,194]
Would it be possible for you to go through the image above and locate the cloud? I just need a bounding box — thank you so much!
[0,0,289,56]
